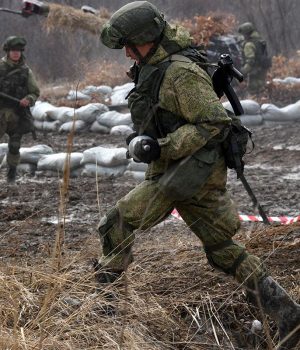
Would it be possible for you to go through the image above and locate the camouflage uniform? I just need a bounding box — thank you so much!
[99,7,266,289]
[238,23,269,94]
[0,37,40,171]
[98,4,300,348]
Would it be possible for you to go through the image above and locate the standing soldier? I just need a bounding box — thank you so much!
[238,22,271,95]
[97,2,299,349]
[0,36,40,183]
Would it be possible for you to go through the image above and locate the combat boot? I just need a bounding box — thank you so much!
[7,166,17,183]
[256,276,300,349]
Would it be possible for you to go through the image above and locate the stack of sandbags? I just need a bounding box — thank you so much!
[31,102,110,134]
[81,146,128,177]
[0,144,54,175]
[32,102,74,131]
[222,99,263,125]
[124,159,147,181]
[81,85,113,104]
[91,110,133,135]
[261,100,300,123]
[17,145,54,175]
[58,103,109,133]
[36,152,83,177]
[110,82,134,106]
[31,101,62,132]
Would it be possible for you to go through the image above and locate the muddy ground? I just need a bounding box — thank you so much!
[0,121,299,349]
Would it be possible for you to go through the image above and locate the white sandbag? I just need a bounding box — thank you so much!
[261,103,286,121]
[81,85,112,96]
[280,100,300,121]
[96,85,113,95]
[31,101,57,121]
[17,163,37,174]
[110,125,133,136]
[89,121,110,133]
[59,120,87,133]
[96,111,132,127]
[81,147,128,167]
[72,103,109,123]
[127,159,148,172]
[35,168,81,178]
[46,106,75,123]
[82,163,126,177]
[0,143,8,163]
[273,77,300,84]
[20,145,54,164]
[67,90,91,101]
[33,120,61,132]
[37,152,83,172]
[223,99,261,115]
[240,114,263,126]
[124,170,145,181]
[110,82,134,105]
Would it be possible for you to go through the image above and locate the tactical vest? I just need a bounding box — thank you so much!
[0,61,29,107]
[243,39,271,69]
[128,47,210,139]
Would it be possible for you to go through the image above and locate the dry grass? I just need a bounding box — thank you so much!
[0,219,299,349]
[177,13,237,46]
[45,4,110,35]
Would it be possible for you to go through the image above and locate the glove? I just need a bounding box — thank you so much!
[126,132,138,146]
[131,137,161,164]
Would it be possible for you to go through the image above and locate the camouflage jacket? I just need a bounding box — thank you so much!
[240,31,265,75]
[129,24,231,178]
[0,56,40,108]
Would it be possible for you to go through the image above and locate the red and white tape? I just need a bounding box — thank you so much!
[171,209,300,225]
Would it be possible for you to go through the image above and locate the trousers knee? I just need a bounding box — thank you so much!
[98,207,134,256]
[9,137,21,155]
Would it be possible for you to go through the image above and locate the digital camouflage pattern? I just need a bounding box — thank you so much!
[0,55,40,167]
[98,20,267,288]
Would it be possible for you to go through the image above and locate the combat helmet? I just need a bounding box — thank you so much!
[238,22,254,36]
[3,36,27,52]
[101,1,166,49]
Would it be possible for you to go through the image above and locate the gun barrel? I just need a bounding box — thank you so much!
[0,8,23,15]
[0,91,21,104]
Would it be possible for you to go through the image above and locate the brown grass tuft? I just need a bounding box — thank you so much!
[45,4,110,35]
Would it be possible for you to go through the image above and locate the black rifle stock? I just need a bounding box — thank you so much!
[212,54,270,225]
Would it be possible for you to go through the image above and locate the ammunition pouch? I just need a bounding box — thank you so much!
[158,146,221,201]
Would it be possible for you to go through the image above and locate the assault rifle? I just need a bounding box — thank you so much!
[0,91,37,140]
[0,1,49,17]
[212,54,270,225]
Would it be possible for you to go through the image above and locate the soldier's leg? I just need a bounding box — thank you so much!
[176,186,267,286]
[97,178,174,280]
[5,110,22,182]
[177,185,299,349]
[0,110,8,139]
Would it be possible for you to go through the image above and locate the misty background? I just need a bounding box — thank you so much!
[0,0,299,82]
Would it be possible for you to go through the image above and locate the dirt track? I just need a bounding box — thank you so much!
[0,121,299,349]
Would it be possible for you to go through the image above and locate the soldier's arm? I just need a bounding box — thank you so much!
[25,69,40,106]
[242,42,256,74]
[158,64,230,161]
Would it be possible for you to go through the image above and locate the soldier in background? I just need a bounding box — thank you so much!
[0,36,40,183]
[238,22,271,95]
